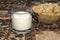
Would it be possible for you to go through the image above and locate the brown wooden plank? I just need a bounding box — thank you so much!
[0,17,10,20]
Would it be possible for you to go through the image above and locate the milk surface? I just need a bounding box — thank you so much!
[12,11,32,30]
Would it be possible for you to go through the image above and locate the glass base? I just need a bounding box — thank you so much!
[12,28,31,34]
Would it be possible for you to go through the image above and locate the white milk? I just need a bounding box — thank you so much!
[12,11,32,30]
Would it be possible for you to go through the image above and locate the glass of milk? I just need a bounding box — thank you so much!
[11,6,32,31]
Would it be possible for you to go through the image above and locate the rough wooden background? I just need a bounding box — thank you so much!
[0,0,60,40]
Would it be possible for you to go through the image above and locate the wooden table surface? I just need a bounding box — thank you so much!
[0,10,60,40]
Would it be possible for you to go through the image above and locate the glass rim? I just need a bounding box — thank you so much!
[10,6,30,14]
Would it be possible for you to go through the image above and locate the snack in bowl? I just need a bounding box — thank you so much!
[32,3,60,23]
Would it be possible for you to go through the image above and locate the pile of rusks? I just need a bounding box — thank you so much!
[32,3,60,15]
